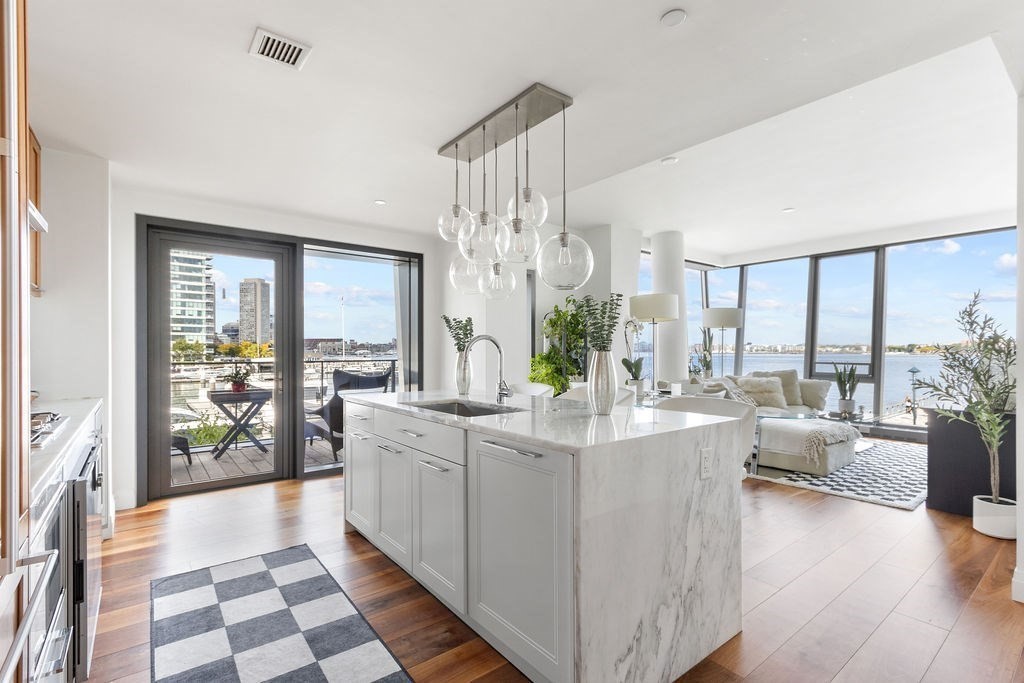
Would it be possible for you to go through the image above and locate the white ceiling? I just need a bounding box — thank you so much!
[27,1,1024,260]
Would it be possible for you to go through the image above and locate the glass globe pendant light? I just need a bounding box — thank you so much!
[437,143,471,242]
[459,125,509,265]
[537,104,593,291]
[506,119,549,227]
[449,253,482,294]
[499,103,540,264]
[479,262,516,300]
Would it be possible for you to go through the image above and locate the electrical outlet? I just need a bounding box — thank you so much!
[700,448,713,479]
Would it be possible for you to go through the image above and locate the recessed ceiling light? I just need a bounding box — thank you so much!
[781,207,797,213]
[660,156,679,166]
[374,199,387,206]
[660,9,688,27]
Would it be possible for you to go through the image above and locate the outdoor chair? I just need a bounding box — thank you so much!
[303,366,394,461]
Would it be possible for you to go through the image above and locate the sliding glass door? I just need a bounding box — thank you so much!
[147,230,296,498]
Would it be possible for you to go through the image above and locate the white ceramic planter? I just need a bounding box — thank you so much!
[972,495,1016,539]
[837,398,857,414]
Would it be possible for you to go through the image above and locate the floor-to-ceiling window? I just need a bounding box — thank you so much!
[740,258,809,376]
[882,229,1016,425]
[705,267,741,375]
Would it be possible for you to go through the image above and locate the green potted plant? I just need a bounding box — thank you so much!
[221,365,252,393]
[621,318,645,401]
[832,363,859,415]
[528,297,587,395]
[577,293,624,414]
[915,292,1016,539]
[693,327,714,380]
[442,315,475,395]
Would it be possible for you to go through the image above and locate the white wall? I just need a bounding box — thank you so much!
[30,149,110,400]
[109,185,446,510]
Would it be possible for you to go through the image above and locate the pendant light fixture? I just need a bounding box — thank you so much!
[537,104,593,291]
[480,139,516,299]
[437,143,471,242]
[449,154,481,294]
[506,118,549,228]
[499,103,540,263]
[459,125,508,265]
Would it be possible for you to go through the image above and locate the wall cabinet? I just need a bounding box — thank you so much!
[412,454,466,614]
[467,434,574,683]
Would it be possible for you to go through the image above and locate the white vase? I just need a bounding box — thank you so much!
[625,378,646,405]
[455,350,472,396]
[587,351,617,415]
[972,495,1016,539]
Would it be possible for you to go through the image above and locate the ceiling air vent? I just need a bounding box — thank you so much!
[248,28,311,70]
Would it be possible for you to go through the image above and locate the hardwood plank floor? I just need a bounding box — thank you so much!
[96,474,1024,682]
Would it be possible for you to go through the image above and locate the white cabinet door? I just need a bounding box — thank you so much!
[468,435,573,683]
[412,456,466,614]
[374,439,412,570]
[344,429,376,538]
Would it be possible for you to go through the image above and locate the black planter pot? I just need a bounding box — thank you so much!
[925,408,1016,516]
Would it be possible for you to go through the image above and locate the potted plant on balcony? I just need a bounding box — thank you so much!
[621,318,645,401]
[832,363,859,415]
[578,293,624,414]
[916,292,1017,539]
[442,315,474,395]
[222,366,251,393]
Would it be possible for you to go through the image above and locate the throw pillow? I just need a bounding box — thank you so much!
[752,369,802,405]
[718,377,757,406]
[735,376,788,409]
[797,379,831,411]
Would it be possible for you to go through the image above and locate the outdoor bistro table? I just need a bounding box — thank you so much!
[208,388,273,459]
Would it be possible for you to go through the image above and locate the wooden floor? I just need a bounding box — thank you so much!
[95,475,1024,682]
[169,438,340,485]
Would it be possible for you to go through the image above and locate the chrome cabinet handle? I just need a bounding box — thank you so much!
[377,443,401,454]
[398,429,423,438]
[348,433,369,441]
[349,414,368,421]
[0,550,59,682]
[418,460,449,473]
[481,440,542,459]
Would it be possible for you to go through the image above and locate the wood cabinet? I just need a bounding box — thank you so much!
[467,434,574,683]
[412,452,466,614]
[374,438,412,571]
[343,428,376,538]
[27,128,39,296]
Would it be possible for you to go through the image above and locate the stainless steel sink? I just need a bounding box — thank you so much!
[404,399,525,418]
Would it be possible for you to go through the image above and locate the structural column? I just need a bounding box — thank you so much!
[651,231,687,382]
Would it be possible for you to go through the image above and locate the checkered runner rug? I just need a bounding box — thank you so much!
[149,545,409,682]
[751,438,928,510]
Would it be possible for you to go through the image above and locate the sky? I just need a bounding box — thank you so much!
[639,229,1016,348]
[205,251,398,343]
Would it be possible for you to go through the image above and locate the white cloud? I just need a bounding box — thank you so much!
[747,279,771,292]
[305,281,336,296]
[926,239,961,255]
[747,298,784,311]
[994,253,1016,274]
[889,244,908,253]
[947,290,1016,303]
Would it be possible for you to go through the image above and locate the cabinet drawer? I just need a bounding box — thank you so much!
[344,401,374,430]
[374,410,466,465]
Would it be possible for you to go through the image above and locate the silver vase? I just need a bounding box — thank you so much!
[587,350,618,415]
[455,350,472,395]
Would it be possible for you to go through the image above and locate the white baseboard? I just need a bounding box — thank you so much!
[1013,567,1024,603]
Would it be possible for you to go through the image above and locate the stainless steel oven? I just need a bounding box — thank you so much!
[68,440,102,681]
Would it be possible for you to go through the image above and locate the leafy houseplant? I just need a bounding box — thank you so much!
[693,327,714,379]
[441,315,474,352]
[915,292,1016,538]
[221,365,252,392]
[577,293,624,414]
[832,363,859,413]
[621,318,644,382]
[442,315,475,394]
[528,297,587,395]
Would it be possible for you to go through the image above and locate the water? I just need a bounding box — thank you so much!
[637,351,941,411]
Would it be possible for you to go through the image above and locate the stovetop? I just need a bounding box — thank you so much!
[30,411,68,448]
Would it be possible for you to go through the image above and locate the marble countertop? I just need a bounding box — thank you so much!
[345,390,736,454]
[30,397,102,504]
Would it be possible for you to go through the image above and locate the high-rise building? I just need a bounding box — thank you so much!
[239,278,271,344]
[221,321,239,343]
[169,250,216,350]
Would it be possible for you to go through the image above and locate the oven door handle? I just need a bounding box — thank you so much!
[0,550,59,683]
[36,625,74,678]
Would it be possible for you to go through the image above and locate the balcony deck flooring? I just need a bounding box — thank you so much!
[169,438,340,485]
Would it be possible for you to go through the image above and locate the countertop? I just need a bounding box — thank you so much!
[30,397,102,504]
[345,390,735,454]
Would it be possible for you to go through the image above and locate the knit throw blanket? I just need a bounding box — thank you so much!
[760,419,861,466]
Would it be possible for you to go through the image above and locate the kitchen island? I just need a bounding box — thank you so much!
[343,391,743,682]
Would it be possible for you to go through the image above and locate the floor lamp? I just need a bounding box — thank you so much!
[629,294,679,394]
[702,307,743,376]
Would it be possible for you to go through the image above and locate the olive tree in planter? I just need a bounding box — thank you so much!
[915,292,1016,539]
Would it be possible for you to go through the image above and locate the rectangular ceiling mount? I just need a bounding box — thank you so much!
[438,83,573,162]
[248,28,311,70]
